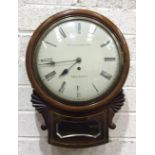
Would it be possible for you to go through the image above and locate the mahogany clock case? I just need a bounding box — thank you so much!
[26,9,130,148]
[26,9,130,114]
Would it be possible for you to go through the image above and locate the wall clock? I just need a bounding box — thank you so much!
[26,9,130,148]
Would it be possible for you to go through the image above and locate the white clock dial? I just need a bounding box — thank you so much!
[34,17,123,103]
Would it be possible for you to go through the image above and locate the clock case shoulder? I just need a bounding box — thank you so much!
[31,89,124,129]
[31,89,125,147]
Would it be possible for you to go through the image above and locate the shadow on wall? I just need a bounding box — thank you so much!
[35,102,129,155]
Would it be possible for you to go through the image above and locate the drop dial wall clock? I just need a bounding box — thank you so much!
[26,9,130,148]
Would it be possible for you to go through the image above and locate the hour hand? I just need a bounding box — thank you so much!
[59,57,81,77]
[59,69,69,77]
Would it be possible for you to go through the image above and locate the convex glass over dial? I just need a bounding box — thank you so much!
[34,17,123,103]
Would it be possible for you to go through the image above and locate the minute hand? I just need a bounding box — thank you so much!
[38,59,77,66]
[59,57,81,77]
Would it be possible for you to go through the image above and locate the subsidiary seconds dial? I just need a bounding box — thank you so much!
[33,17,123,103]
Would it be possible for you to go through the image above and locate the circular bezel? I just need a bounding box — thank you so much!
[26,9,130,113]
